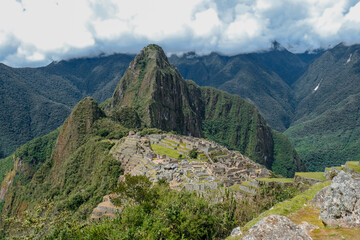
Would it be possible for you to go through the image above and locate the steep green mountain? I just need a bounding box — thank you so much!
[0,54,133,157]
[107,44,303,173]
[0,97,127,219]
[168,45,311,131]
[285,43,360,171]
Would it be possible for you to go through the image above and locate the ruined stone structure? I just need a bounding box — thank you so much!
[110,133,270,191]
[90,194,122,220]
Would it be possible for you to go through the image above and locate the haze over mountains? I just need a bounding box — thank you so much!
[0,42,359,172]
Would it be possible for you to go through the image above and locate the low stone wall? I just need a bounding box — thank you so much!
[294,175,322,185]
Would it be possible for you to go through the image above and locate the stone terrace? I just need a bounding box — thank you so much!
[110,133,270,191]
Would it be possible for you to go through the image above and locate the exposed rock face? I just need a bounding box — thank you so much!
[242,215,311,240]
[320,171,360,228]
[310,186,330,208]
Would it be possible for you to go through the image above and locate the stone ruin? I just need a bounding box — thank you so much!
[90,194,122,220]
[110,133,270,191]
[90,133,271,220]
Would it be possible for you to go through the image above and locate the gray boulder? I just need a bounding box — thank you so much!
[230,226,242,237]
[310,186,330,208]
[320,171,360,228]
[299,222,319,235]
[242,215,311,240]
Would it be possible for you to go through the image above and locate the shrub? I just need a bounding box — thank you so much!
[189,148,198,159]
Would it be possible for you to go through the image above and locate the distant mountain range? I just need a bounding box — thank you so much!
[1,42,359,171]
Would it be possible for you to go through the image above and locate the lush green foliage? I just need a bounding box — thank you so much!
[2,116,125,221]
[14,129,59,167]
[285,109,360,171]
[6,176,237,240]
[272,130,305,177]
[0,156,13,185]
[111,106,142,129]
[201,87,275,168]
[92,118,129,140]
[188,148,198,159]
[286,44,360,171]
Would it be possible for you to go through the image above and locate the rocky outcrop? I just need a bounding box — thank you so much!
[299,222,319,236]
[242,215,311,240]
[310,186,330,208]
[230,226,242,237]
[320,171,360,228]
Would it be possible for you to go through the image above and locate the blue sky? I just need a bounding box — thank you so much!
[1,0,360,67]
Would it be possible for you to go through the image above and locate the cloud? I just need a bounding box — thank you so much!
[1,0,360,66]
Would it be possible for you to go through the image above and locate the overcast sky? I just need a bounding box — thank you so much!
[1,0,360,67]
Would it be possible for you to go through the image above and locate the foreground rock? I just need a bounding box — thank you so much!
[230,226,242,237]
[310,186,330,208]
[320,171,360,228]
[299,222,319,235]
[242,215,311,240]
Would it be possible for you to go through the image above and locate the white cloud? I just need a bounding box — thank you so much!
[0,0,360,66]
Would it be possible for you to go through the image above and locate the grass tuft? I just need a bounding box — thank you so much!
[295,172,327,181]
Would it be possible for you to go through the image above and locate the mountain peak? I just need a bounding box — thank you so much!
[111,43,196,132]
[130,44,170,71]
[271,40,286,51]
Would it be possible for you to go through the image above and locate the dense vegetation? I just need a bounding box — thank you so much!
[201,86,274,168]
[2,174,301,239]
[271,130,304,177]
[285,44,360,171]
[0,156,13,186]
[0,98,127,220]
